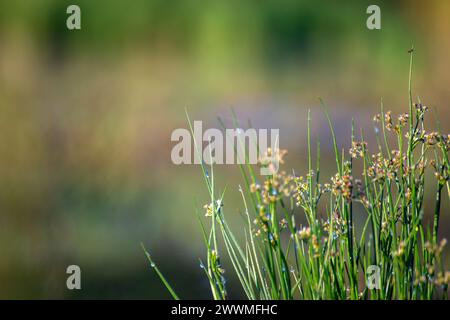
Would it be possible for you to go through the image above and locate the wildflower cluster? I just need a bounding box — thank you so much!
[323,211,347,240]
[258,148,288,174]
[331,173,353,202]
[250,170,295,205]
[349,141,367,158]
[374,110,409,133]
[366,151,404,181]
[203,199,224,217]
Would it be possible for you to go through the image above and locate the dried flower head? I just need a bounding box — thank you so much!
[298,226,311,241]
[349,141,367,159]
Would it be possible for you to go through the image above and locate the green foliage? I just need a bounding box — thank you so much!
[147,50,449,299]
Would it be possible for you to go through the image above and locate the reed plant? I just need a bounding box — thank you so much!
[144,50,449,299]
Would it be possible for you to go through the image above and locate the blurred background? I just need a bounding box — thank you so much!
[0,0,449,299]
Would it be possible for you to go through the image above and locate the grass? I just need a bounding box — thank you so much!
[146,49,449,300]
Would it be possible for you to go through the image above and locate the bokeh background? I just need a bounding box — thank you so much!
[0,0,449,299]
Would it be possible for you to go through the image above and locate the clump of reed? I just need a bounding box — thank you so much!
[144,50,449,300]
